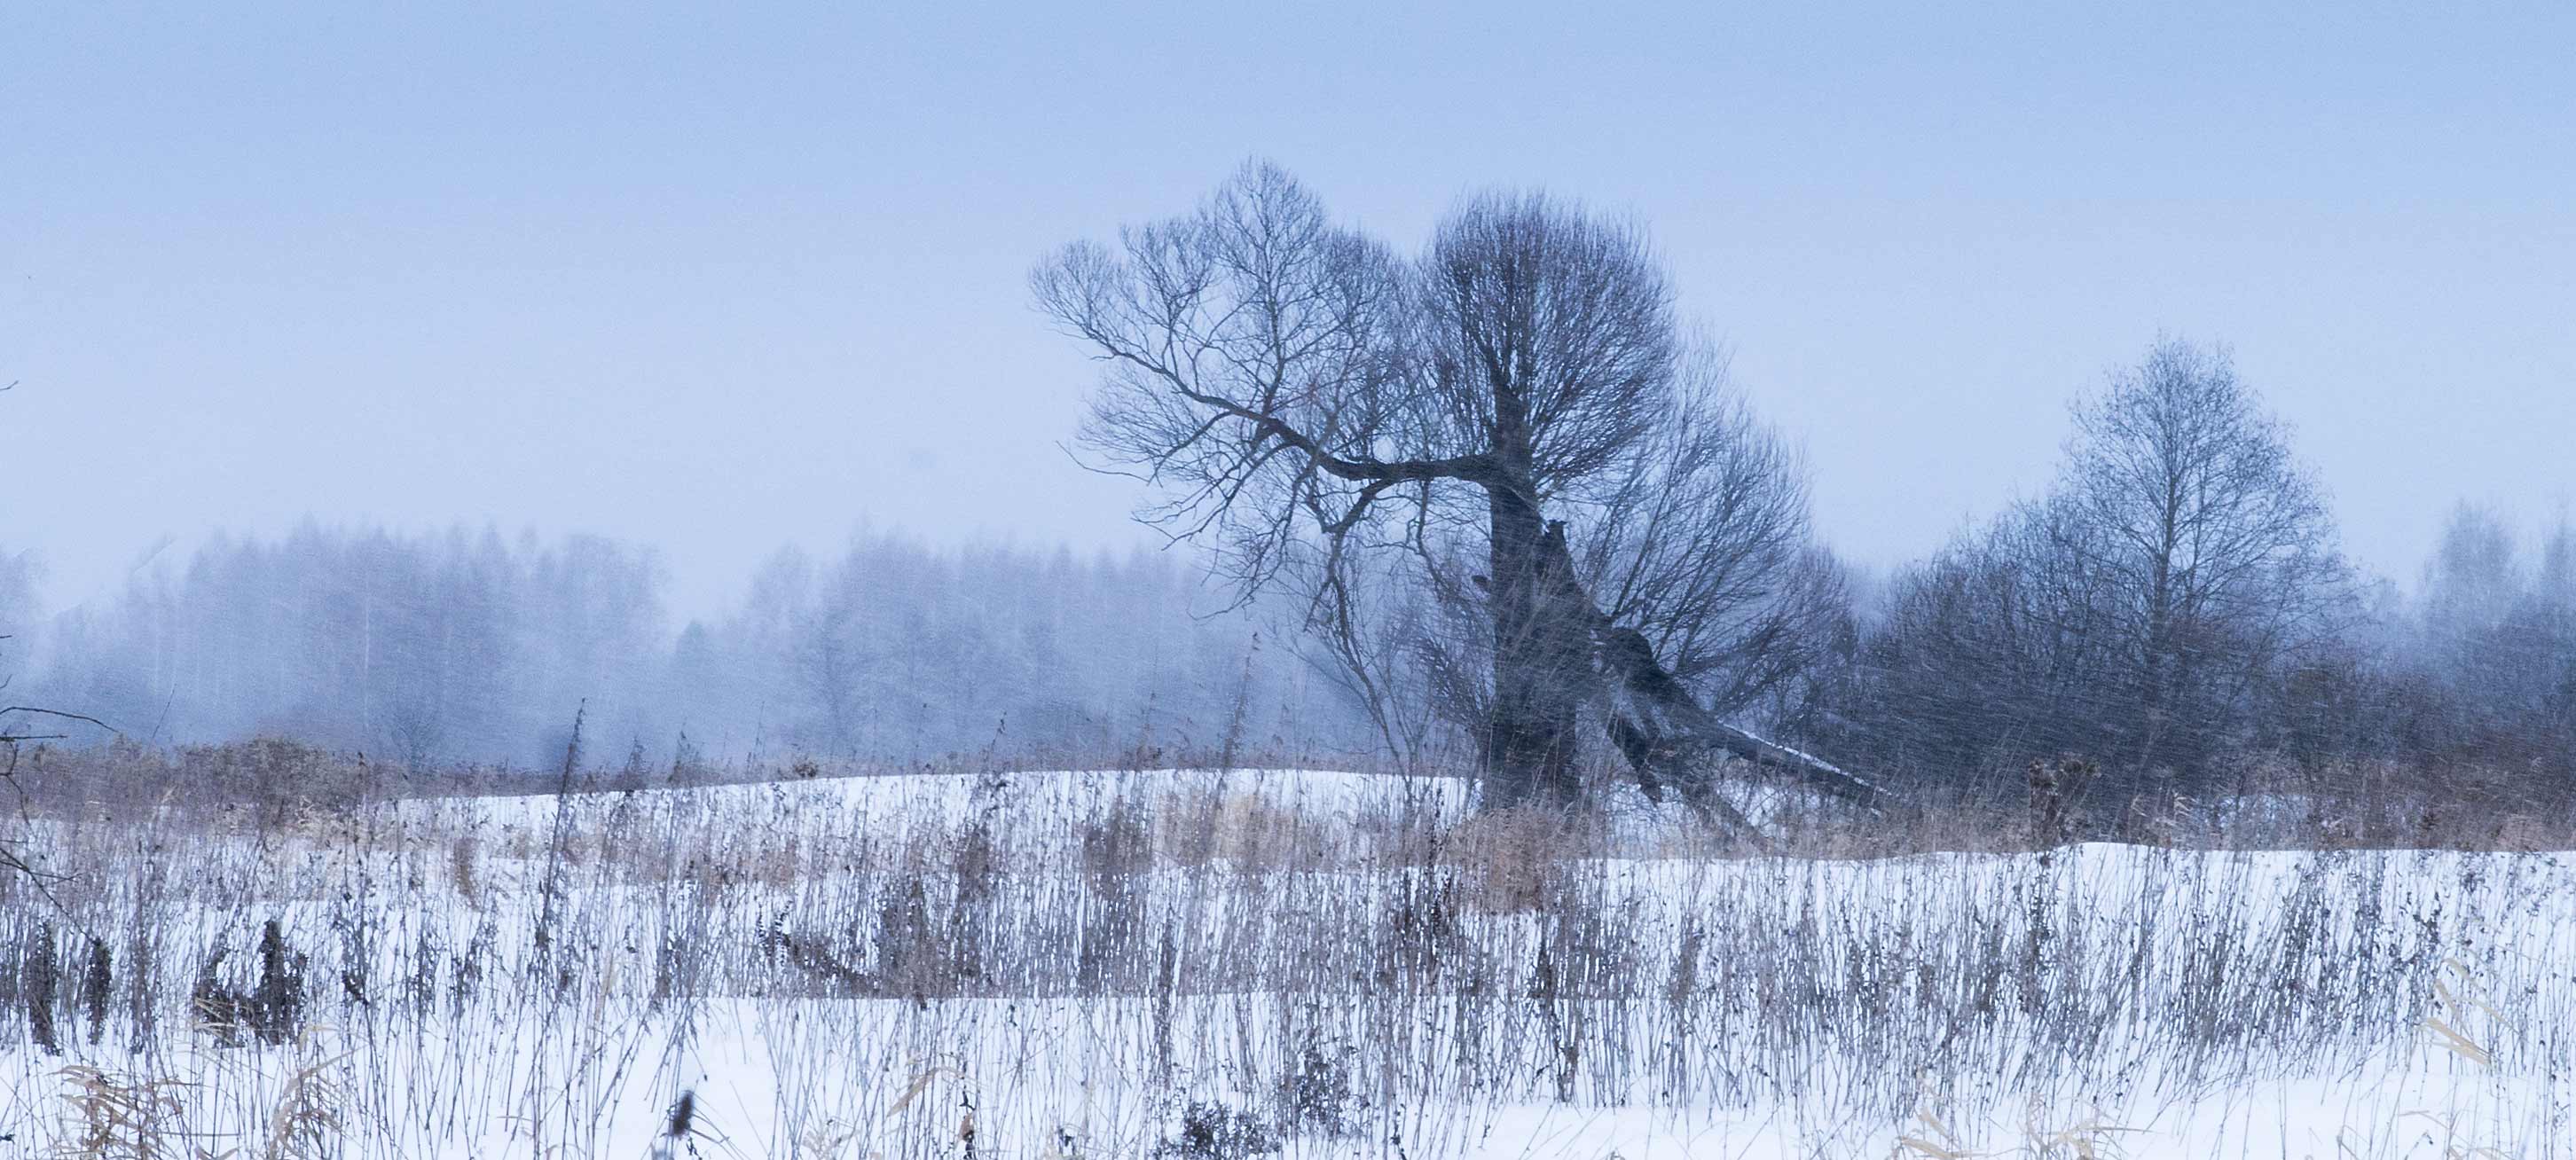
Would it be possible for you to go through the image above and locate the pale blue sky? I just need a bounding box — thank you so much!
[8,3,2572,618]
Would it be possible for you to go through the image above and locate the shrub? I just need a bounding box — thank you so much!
[1152,1101,1278,1160]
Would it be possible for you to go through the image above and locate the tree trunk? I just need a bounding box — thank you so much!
[1476,475,1883,819]
[1482,486,1588,809]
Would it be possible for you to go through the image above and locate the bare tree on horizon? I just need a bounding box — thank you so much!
[1034,162,1865,815]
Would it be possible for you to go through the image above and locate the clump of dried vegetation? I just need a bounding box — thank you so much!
[0,738,2570,1157]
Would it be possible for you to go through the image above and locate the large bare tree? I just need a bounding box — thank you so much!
[1035,164,1871,813]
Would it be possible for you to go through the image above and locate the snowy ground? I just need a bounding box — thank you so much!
[3,766,2570,1157]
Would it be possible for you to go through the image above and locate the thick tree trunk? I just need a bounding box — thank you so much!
[1474,470,1882,819]
[1471,501,1883,819]
[1482,487,1589,809]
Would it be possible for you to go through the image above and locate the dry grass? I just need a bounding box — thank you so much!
[0,741,2571,1156]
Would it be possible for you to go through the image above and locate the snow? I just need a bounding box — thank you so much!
[3,766,2570,1157]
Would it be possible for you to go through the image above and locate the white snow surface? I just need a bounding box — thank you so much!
[2,765,2569,1157]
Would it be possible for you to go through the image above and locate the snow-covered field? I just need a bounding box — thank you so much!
[3,767,2570,1157]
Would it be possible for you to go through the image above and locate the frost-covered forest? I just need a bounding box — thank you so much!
[0,529,1376,772]
[8,331,2572,827]
[4,486,2572,811]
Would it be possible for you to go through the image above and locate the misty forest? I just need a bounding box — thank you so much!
[8,12,2576,1158]
[14,184,2569,822]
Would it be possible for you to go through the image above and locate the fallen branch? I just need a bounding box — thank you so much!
[1532,521,1889,818]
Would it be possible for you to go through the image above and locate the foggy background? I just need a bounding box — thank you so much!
[6,3,2572,767]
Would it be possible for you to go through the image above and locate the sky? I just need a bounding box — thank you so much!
[7,2,2572,622]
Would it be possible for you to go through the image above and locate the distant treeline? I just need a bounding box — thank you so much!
[1802,498,2576,813]
[4,497,2571,805]
[1,528,1376,771]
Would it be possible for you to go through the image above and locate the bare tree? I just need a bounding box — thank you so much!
[1842,496,2133,787]
[2421,502,2521,644]
[2054,337,2352,771]
[1036,163,1861,812]
[2537,514,2576,616]
[1845,338,2355,798]
[2407,504,2576,783]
